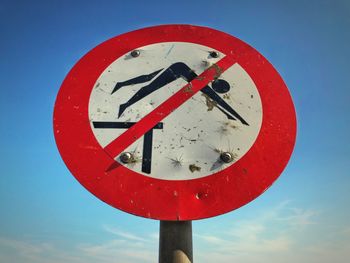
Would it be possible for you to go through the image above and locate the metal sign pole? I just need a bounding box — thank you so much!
[159,221,193,263]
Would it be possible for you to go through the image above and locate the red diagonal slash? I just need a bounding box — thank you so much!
[104,55,236,158]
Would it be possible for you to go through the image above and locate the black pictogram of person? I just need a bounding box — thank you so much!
[111,62,249,126]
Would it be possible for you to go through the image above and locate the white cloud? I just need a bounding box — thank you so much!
[0,227,157,263]
[0,237,84,263]
[79,239,155,263]
[148,232,159,240]
[194,201,350,263]
[78,226,157,263]
[0,202,349,263]
[103,225,148,242]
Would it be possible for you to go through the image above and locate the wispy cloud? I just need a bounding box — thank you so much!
[0,237,84,263]
[0,227,157,263]
[194,201,350,263]
[196,200,315,252]
[79,239,155,263]
[78,226,157,263]
[1,202,349,263]
[103,225,148,242]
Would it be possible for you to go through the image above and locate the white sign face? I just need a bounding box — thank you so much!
[89,42,262,180]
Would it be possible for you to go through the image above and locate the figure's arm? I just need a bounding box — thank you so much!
[201,86,249,125]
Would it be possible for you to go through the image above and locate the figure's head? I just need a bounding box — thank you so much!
[212,79,230,93]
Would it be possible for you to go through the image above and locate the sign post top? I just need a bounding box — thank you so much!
[54,24,296,220]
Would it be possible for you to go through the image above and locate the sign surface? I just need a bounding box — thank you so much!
[54,25,296,220]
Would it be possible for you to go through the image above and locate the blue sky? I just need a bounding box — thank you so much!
[0,0,349,262]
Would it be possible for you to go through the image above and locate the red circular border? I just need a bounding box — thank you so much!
[54,25,296,220]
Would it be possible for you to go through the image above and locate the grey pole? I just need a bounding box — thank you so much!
[159,221,193,263]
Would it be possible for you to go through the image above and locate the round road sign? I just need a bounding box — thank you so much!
[54,24,296,220]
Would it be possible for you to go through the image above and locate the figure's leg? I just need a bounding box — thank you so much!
[118,69,177,117]
[118,63,198,117]
[111,69,163,94]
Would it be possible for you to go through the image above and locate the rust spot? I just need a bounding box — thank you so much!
[183,83,194,94]
[210,63,224,80]
[202,94,217,111]
[189,164,201,172]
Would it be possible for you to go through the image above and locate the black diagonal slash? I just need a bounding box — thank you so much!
[93,121,163,174]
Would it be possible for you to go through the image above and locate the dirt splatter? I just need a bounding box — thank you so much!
[189,164,201,173]
[223,93,231,100]
[210,63,223,80]
[183,83,194,94]
[222,121,240,130]
[202,94,217,111]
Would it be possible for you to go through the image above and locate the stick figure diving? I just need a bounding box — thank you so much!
[111,62,249,126]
